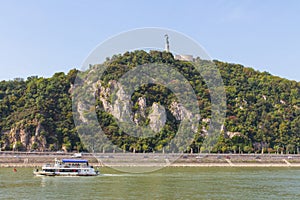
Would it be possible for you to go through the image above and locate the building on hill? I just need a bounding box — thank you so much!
[174,54,194,61]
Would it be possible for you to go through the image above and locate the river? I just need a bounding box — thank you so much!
[1,167,299,199]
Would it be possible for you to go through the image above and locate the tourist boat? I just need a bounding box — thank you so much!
[33,158,99,176]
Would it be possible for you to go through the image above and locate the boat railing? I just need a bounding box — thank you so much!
[43,159,91,169]
[62,163,89,168]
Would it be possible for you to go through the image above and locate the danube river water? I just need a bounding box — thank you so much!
[0,167,299,199]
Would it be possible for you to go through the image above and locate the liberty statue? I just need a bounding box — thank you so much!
[164,34,169,52]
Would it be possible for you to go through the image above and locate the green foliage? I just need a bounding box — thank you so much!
[0,50,299,153]
[31,142,38,150]
[0,69,84,151]
[14,141,24,151]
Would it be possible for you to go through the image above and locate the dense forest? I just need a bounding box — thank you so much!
[0,50,299,154]
[0,70,83,152]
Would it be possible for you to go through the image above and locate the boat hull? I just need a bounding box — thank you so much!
[34,171,99,176]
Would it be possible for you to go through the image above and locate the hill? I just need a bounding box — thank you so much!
[0,50,299,154]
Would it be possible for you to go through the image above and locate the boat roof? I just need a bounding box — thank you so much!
[62,159,88,163]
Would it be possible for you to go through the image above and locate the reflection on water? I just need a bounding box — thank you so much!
[0,167,300,199]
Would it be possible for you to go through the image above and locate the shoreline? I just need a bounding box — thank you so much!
[2,163,300,168]
[1,152,300,168]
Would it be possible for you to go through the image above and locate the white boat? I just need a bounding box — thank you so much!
[33,158,99,176]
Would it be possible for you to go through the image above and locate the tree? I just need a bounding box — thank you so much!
[286,144,295,154]
[243,146,252,154]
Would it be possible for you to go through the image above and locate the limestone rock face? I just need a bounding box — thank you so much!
[94,81,168,132]
[92,81,205,134]
[169,101,200,133]
[148,103,166,133]
[95,80,133,122]
[226,131,242,139]
[137,97,146,118]
[170,101,189,121]
[78,79,250,148]
[77,101,89,123]
[1,122,47,151]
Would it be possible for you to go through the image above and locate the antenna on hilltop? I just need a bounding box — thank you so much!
[164,34,169,52]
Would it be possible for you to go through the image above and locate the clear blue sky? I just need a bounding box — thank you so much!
[0,0,299,81]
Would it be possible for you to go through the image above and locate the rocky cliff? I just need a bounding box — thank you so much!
[1,121,47,151]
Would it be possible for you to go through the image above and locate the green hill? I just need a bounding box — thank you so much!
[0,50,299,154]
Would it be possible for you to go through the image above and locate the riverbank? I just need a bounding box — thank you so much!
[1,152,300,168]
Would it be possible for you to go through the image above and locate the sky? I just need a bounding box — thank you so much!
[0,0,299,81]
